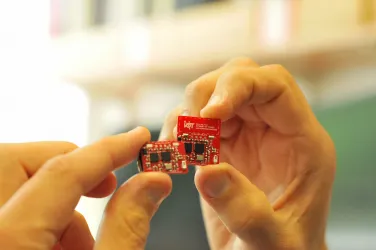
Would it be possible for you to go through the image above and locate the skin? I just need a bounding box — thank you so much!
[0,57,336,250]
[160,58,336,250]
[0,127,172,250]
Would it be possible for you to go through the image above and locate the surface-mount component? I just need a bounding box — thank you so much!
[137,141,188,174]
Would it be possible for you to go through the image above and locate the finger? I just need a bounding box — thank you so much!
[182,57,258,117]
[200,64,315,135]
[159,105,183,141]
[11,142,118,198]
[1,141,78,176]
[0,127,151,248]
[59,211,94,250]
[95,172,172,250]
[195,163,285,249]
[0,212,94,250]
[0,142,115,207]
[182,71,218,117]
[0,142,78,206]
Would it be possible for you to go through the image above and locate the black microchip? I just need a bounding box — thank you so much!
[194,143,205,154]
[184,143,193,154]
[161,152,171,162]
[150,153,159,163]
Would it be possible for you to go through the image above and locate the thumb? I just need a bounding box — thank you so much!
[195,163,283,249]
[94,172,172,250]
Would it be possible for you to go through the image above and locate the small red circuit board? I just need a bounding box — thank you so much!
[177,116,221,166]
[137,141,188,174]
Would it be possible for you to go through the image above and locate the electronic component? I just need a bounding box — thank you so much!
[161,151,171,162]
[184,142,193,154]
[196,154,204,161]
[150,152,159,163]
[177,116,221,165]
[137,141,188,174]
[194,143,205,154]
[142,148,148,155]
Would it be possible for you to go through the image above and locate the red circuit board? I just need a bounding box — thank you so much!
[137,141,188,174]
[177,116,221,166]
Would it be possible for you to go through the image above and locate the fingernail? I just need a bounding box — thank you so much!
[147,187,167,204]
[203,173,230,198]
[181,109,189,116]
[158,134,168,141]
[128,126,143,134]
[206,95,221,107]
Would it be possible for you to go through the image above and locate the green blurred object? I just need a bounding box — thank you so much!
[316,96,376,249]
[316,96,376,227]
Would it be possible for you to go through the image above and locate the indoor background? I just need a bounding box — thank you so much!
[0,0,375,249]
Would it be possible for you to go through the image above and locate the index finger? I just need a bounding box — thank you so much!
[200,64,316,136]
[0,141,78,206]
[182,57,259,117]
[0,127,150,241]
[0,141,78,176]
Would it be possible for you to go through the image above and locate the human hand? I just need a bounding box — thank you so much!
[160,58,336,250]
[0,127,172,250]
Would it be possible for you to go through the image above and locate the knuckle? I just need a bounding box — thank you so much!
[218,68,243,83]
[184,78,207,98]
[59,141,79,153]
[267,64,294,87]
[44,156,80,185]
[269,64,286,72]
[184,71,219,101]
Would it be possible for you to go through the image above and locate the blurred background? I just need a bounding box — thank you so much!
[0,0,376,249]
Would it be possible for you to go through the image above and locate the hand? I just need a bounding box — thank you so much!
[160,58,336,250]
[0,127,172,250]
